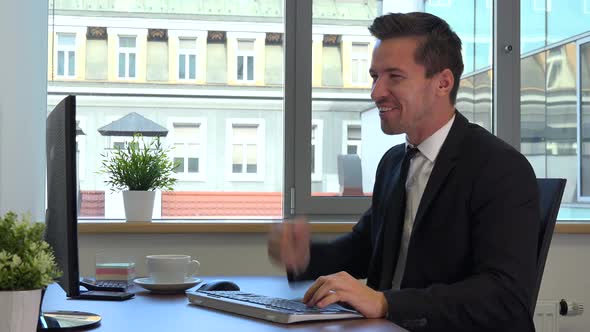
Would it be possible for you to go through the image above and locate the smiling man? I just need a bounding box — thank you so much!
[268,12,539,332]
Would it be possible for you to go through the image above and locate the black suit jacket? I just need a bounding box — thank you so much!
[295,112,540,332]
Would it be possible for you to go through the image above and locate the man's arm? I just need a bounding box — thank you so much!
[290,208,375,281]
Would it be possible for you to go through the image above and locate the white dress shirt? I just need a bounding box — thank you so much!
[391,114,456,290]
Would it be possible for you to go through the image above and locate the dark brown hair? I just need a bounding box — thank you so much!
[368,12,464,104]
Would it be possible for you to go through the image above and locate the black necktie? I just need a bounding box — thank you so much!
[379,146,419,289]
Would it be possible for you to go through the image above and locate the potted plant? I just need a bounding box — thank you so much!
[100,134,178,222]
[0,211,61,332]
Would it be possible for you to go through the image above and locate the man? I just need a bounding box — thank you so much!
[268,12,540,332]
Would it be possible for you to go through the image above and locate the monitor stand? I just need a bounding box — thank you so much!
[38,311,101,330]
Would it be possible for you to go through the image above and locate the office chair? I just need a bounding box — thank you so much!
[337,154,363,196]
[530,178,566,313]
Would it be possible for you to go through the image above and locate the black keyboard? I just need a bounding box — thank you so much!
[80,278,128,292]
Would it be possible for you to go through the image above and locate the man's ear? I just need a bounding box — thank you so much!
[435,68,454,97]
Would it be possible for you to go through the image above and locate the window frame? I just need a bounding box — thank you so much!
[288,0,522,217]
[226,119,265,182]
[311,119,323,182]
[236,39,256,83]
[117,35,138,80]
[533,0,552,12]
[76,117,86,180]
[349,42,370,86]
[177,37,198,81]
[56,33,77,78]
[167,117,207,182]
[342,120,362,157]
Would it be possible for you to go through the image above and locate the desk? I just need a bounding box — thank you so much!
[43,276,406,331]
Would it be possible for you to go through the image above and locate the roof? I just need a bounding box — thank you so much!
[97,112,168,137]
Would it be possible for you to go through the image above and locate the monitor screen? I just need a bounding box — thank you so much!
[45,94,80,298]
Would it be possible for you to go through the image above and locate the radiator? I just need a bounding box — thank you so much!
[534,300,584,332]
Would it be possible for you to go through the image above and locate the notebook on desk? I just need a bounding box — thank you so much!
[186,290,363,324]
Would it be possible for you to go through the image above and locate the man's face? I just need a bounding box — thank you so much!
[369,37,438,137]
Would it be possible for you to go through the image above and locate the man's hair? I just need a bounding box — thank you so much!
[368,12,464,104]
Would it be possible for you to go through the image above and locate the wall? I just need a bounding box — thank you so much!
[0,1,47,220]
[79,232,590,331]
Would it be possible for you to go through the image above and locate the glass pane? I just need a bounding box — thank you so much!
[188,158,199,173]
[238,40,254,51]
[246,144,257,164]
[175,124,199,139]
[48,1,285,220]
[233,125,256,140]
[232,144,243,173]
[119,36,136,48]
[57,51,64,76]
[179,54,186,79]
[68,51,75,76]
[311,144,315,174]
[521,0,590,220]
[548,1,590,46]
[237,56,244,80]
[129,53,136,78]
[247,56,254,80]
[179,38,196,49]
[118,53,125,77]
[521,0,546,53]
[475,0,492,70]
[189,55,196,79]
[521,52,547,179]
[246,164,257,173]
[348,125,361,140]
[58,34,75,46]
[174,157,184,173]
[175,143,186,156]
[310,1,492,197]
[581,42,590,198]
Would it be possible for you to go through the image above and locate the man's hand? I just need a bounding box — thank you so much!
[267,218,311,274]
[303,271,388,319]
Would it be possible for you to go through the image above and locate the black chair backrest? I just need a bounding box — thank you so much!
[531,178,566,313]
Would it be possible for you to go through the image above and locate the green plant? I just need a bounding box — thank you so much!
[100,134,178,192]
[0,212,61,290]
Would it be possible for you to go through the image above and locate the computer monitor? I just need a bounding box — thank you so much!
[45,94,80,298]
[42,95,101,330]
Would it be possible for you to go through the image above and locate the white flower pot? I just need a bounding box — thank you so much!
[0,289,42,332]
[123,190,156,222]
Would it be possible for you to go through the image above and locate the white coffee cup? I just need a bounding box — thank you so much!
[146,254,200,284]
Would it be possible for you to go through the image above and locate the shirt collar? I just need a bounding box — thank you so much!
[406,114,455,163]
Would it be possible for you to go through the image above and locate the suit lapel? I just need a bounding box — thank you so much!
[376,146,406,290]
[411,112,468,234]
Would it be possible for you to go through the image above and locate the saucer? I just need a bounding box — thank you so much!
[133,277,202,293]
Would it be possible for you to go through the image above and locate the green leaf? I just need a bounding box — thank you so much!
[98,134,179,192]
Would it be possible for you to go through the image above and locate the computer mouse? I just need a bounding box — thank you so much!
[198,280,240,291]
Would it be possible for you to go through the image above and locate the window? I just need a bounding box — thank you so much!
[311,120,323,182]
[236,40,255,82]
[427,0,452,7]
[75,118,86,180]
[227,120,264,181]
[343,122,361,156]
[178,38,197,81]
[351,43,369,85]
[56,33,76,78]
[534,0,552,12]
[170,120,205,180]
[118,36,137,79]
[107,136,134,151]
